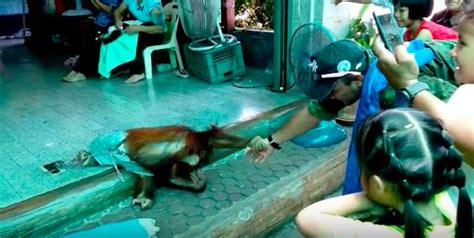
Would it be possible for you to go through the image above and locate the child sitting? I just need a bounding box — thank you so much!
[394,0,459,41]
[295,108,472,238]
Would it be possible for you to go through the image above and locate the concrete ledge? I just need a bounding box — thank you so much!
[0,170,136,237]
[181,144,347,237]
[0,99,309,237]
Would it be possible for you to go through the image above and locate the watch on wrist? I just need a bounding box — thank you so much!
[394,81,429,107]
[267,135,281,150]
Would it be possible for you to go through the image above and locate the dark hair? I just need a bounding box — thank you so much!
[356,108,472,238]
[394,0,434,20]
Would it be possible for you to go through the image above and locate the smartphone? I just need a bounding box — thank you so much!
[372,12,403,52]
[41,161,64,174]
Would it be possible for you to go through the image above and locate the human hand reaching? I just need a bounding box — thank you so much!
[372,37,419,89]
[247,136,274,163]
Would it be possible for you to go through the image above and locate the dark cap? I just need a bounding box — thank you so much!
[295,39,368,100]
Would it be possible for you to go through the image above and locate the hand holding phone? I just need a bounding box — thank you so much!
[373,12,403,52]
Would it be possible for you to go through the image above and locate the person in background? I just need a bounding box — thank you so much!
[62,0,121,82]
[431,0,464,29]
[394,0,459,41]
[111,0,188,84]
[373,13,474,166]
[295,108,472,238]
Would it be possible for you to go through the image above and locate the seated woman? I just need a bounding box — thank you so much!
[394,0,459,41]
[63,0,121,82]
[112,0,169,84]
[295,108,472,238]
[65,0,186,84]
[431,0,464,29]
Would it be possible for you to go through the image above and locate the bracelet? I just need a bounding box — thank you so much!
[267,135,282,150]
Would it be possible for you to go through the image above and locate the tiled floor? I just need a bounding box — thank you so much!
[0,42,304,208]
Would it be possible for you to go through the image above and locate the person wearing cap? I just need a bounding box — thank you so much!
[248,38,459,194]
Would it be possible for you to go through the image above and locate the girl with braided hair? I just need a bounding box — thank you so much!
[295,108,472,238]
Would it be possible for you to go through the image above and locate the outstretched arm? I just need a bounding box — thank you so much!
[411,91,474,166]
[249,106,321,163]
[272,106,321,145]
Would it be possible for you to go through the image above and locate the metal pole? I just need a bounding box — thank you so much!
[22,0,26,39]
[271,0,290,92]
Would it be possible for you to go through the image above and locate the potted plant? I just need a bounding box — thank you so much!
[233,0,274,69]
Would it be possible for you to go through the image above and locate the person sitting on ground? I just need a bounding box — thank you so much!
[62,0,121,83]
[394,0,459,41]
[248,38,458,194]
[374,14,474,166]
[295,108,472,238]
[431,0,464,29]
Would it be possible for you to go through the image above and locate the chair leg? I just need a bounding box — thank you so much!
[169,50,177,69]
[174,41,185,70]
[144,48,153,80]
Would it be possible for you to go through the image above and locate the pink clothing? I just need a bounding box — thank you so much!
[403,20,459,41]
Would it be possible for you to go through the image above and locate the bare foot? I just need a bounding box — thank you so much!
[124,73,145,84]
[64,72,86,83]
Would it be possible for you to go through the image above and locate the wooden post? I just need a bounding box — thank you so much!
[221,0,235,33]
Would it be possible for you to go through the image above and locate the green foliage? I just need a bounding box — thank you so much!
[345,18,376,49]
[345,4,375,49]
[235,0,274,29]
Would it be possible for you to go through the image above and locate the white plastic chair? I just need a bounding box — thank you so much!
[144,2,184,80]
[176,0,236,52]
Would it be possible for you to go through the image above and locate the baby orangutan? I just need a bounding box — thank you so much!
[73,125,250,210]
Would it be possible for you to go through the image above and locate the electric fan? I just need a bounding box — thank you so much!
[288,23,347,148]
[176,0,236,51]
[289,22,336,99]
[62,0,92,16]
[176,0,246,84]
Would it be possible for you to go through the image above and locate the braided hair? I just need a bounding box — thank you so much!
[356,108,472,238]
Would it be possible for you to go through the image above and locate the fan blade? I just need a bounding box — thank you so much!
[295,53,320,100]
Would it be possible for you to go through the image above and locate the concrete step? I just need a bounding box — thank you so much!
[0,99,317,237]
[60,132,349,237]
[266,187,343,238]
